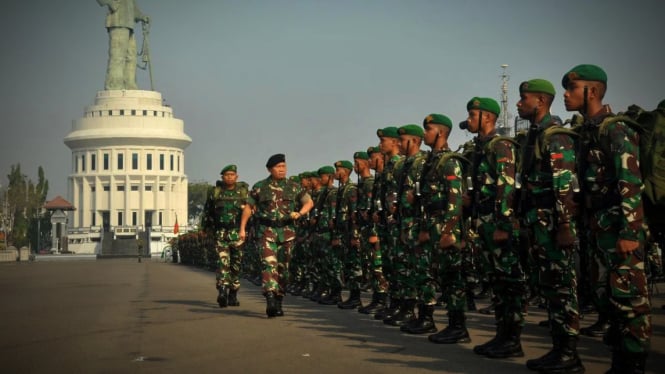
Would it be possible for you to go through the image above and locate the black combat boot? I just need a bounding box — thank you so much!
[473,322,505,355]
[400,303,425,332]
[275,295,284,317]
[428,311,471,344]
[265,292,278,317]
[310,287,327,302]
[319,288,342,305]
[580,313,609,337]
[384,298,417,326]
[217,286,229,308]
[406,304,438,334]
[227,289,240,306]
[338,289,362,310]
[528,335,585,373]
[485,324,524,358]
[359,292,383,314]
[374,296,400,320]
[606,351,647,374]
[475,282,492,299]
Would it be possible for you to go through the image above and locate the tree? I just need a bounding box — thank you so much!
[188,181,211,228]
[2,164,50,249]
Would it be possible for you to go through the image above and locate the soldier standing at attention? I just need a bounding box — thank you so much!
[239,154,314,318]
[373,127,405,321]
[359,146,390,314]
[562,64,651,373]
[464,97,526,359]
[309,166,338,303]
[410,114,468,341]
[386,124,428,328]
[327,161,359,307]
[211,165,249,308]
[515,79,585,373]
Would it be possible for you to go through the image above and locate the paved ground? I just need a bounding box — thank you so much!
[1,259,663,374]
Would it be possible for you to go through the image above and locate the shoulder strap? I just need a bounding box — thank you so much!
[535,126,579,160]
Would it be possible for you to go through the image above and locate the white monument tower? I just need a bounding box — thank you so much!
[63,1,191,256]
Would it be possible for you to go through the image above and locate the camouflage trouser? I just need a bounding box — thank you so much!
[258,227,295,297]
[343,241,363,292]
[478,221,526,327]
[379,224,398,296]
[290,238,306,285]
[398,217,419,299]
[529,209,580,337]
[215,229,244,291]
[591,209,651,353]
[363,232,389,294]
[310,232,331,288]
[418,219,466,310]
[216,242,244,291]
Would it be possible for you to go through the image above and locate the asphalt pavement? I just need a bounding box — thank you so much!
[1,259,663,374]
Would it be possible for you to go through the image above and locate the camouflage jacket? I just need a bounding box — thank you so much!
[421,149,464,235]
[247,177,311,233]
[356,175,374,229]
[333,180,359,240]
[578,111,644,241]
[521,114,577,226]
[313,185,337,233]
[382,154,405,222]
[471,132,518,232]
[397,150,428,223]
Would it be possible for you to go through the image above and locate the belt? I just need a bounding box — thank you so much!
[258,217,292,228]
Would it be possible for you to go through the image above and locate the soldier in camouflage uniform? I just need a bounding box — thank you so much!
[208,165,249,308]
[384,124,427,328]
[288,173,310,296]
[331,160,360,308]
[513,79,585,373]
[463,97,526,359]
[403,114,469,342]
[373,126,405,321]
[239,154,314,318]
[359,146,390,314]
[562,65,651,373]
[310,166,338,302]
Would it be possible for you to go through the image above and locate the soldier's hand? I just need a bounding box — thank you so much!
[556,223,575,248]
[290,211,302,220]
[617,239,640,259]
[418,231,430,244]
[406,190,415,205]
[332,238,341,247]
[239,228,246,241]
[350,238,360,248]
[493,229,509,244]
[368,235,379,244]
[439,233,456,249]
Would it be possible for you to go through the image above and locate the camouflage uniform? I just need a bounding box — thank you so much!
[333,176,359,297]
[311,179,337,301]
[471,129,525,357]
[578,111,651,354]
[520,114,580,338]
[246,177,311,297]
[210,182,248,293]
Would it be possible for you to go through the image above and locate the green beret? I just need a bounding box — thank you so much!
[562,64,607,88]
[377,126,400,139]
[335,160,354,171]
[423,113,452,129]
[318,165,335,175]
[466,97,500,116]
[289,175,301,183]
[519,79,555,97]
[220,164,237,174]
[367,146,380,155]
[657,99,665,110]
[398,124,424,138]
[353,151,369,160]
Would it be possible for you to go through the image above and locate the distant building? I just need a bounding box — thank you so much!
[63,90,191,255]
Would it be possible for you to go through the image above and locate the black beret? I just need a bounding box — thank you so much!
[266,153,285,168]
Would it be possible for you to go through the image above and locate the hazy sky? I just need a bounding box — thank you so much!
[2,0,664,200]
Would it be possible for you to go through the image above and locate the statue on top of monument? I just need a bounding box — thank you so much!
[97,0,150,90]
